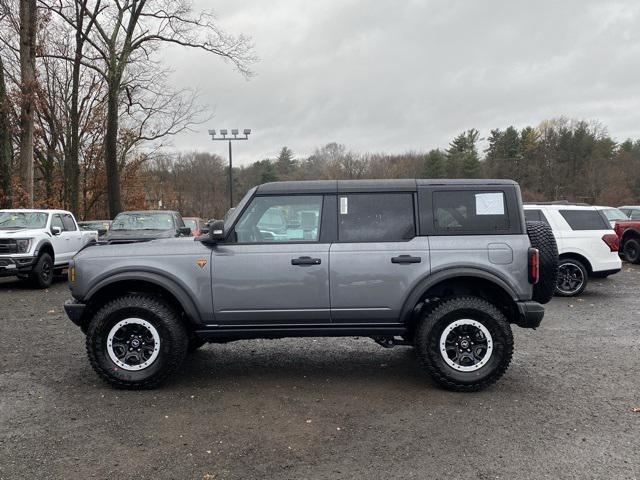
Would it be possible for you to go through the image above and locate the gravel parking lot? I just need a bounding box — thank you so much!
[1,267,639,480]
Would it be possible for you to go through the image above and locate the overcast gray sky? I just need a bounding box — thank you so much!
[163,0,640,165]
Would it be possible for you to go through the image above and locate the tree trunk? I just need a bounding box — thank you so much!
[65,1,85,216]
[105,83,122,218]
[0,57,12,208]
[19,0,37,207]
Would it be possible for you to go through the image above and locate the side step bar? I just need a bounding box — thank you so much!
[195,324,406,341]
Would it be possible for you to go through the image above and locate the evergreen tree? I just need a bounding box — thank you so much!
[446,129,480,178]
[423,149,447,178]
[276,146,296,177]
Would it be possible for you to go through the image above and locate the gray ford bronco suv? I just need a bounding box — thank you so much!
[64,179,558,391]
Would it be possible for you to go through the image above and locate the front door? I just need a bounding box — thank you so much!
[49,214,73,264]
[211,194,330,325]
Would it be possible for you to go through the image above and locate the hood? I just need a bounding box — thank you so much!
[105,229,176,242]
[0,228,47,238]
[75,236,204,260]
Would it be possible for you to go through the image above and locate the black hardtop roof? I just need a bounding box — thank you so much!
[256,179,517,195]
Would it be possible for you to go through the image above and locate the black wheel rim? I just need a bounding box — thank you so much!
[626,243,638,260]
[557,263,584,294]
[41,261,52,282]
[440,319,493,371]
[107,318,160,371]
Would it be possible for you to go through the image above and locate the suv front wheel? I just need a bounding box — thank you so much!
[415,296,514,392]
[86,295,188,389]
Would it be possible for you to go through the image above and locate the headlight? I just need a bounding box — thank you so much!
[16,238,32,253]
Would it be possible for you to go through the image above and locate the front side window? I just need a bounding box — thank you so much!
[559,210,610,230]
[234,195,323,243]
[51,215,64,232]
[434,191,509,232]
[338,193,415,242]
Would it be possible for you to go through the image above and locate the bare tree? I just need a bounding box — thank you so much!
[18,0,37,206]
[0,55,11,206]
[46,0,255,218]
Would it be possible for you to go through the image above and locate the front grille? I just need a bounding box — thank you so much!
[0,239,18,254]
[0,258,14,267]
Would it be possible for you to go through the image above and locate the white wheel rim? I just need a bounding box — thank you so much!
[107,318,161,371]
[439,319,493,372]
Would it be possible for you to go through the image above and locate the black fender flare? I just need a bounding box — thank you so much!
[85,270,202,324]
[34,239,54,259]
[399,267,520,324]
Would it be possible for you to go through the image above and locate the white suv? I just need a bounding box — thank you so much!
[524,204,621,296]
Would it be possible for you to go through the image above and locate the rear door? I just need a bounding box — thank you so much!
[329,191,429,323]
[211,194,331,325]
[61,213,83,253]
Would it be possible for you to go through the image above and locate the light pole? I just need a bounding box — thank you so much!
[208,128,251,209]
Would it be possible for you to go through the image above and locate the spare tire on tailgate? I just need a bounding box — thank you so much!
[526,220,558,304]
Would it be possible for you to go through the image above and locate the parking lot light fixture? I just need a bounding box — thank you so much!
[209,128,252,208]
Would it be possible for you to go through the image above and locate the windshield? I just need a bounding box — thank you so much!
[112,212,175,231]
[602,208,628,221]
[0,211,48,229]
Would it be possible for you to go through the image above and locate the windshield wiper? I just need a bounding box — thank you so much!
[0,226,26,229]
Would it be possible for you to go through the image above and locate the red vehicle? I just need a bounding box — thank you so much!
[182,217,207,237]
[614,220,640,264]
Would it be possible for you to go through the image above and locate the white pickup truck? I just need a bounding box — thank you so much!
[0,209,98,288]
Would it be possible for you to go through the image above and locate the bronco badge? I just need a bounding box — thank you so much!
[196,259,207,269]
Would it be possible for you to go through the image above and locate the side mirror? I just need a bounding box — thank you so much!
[51,226,62,236]
[97,228,107,237]
[208,220,225,242]
[178,226,191,236]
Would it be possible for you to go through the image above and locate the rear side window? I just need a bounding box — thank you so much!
[524,209,550,225]
[62,214,77,231]
[559,210,610,230]
[338,193,415,242]
[433,191,509,233]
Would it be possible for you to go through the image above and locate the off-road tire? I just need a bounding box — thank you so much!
[414,296,514,392]
[555,258,588,297]
[86,295,188,389]
[623,238,640,264]
[29,253,53,289]
[526,220,558,304]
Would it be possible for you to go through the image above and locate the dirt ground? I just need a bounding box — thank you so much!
[0,266,639,480]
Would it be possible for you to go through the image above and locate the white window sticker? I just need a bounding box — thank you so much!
[475,192,504,215]
[340,197,348,215]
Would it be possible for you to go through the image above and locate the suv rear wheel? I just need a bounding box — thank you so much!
[414,296,513,392]
[86,294,188,389]
[555,258,587,296]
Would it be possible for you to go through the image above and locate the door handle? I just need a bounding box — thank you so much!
[291,256,321,266]
[391,255,421,264]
